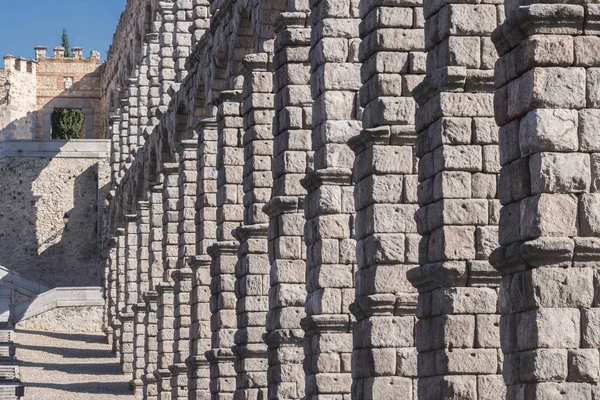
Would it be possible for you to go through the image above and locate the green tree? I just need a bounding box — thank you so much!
[61,29,70,57]
[51,109,85,139]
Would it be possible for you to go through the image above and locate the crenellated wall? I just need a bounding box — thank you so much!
[0,48,102,141]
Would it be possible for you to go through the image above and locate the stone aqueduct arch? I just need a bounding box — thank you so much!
[102,0,600,398]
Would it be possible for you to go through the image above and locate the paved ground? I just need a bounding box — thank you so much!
[15,329,134,399]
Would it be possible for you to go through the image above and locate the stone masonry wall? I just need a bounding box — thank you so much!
[0,57,37,140]
[0,147,109,289]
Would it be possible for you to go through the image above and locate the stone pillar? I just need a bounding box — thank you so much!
[156,282,175,399]
[173,0,193,83]
[109,114,122,185]
[133,201,151,395]
[207,242,238,400]
[348,0,425,398]
[155,164,180,398]
[145,184,164,398]
[191,0,210,43]
[105,237,119,349]
[125,213,139,314]
[114,227,126,355]
[138,41,150,147]
[143,290,160,400]
[170,139,198,399]
[196,118,219,256]
[229,52,273,400]
[406,0,503,397]
[119,98,130,179]
[158,1,176,107]
[150,184,165,291]
[262,13,312,400]
[491,4,600,398]
[147,32,161,130]
[120,212,139,376]
[206,90,245,400]
[188,118,218,399]
[188,255,212,400]
[302,0,362,395]
[128,78,139,157]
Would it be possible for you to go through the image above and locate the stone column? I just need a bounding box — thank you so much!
[150,184,165,291]
[196,118,218,256]
[191,0,210,43]
[228,52,275,400]
[155,164,180,398]
[170,139,198,399]
[188,255,212,399]
[406,0,503,397]
[138,41,150,147]
[207,242,238,400]
[188,118,218,399]
[206,90,245,400]
[133,201,151,395]
[119,98,130,179]
[121,212,139,376]
[158,1,176,107]
[156,282,175,399]
[491,4,600,398]
[173,0,193,83]
[143,290,160,400]
[105,237,118,349]
[301,0,362,395]
[262,13,312,400]
[114,227,126,355]
[125,212,139,314]
[145,184,164,398]
[127,78,139,157]
[109,114,122,185]
[348,0,425,398]
[147,32,161,131]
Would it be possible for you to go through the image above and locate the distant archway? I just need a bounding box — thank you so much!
[40,98,94,139]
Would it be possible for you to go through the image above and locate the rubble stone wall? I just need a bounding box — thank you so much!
[0,142,110,289]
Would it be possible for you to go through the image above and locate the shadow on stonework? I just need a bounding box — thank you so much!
[21,382,133,396]
[14,329,103,343]
[0,131,105,299]
[17,359,123,376]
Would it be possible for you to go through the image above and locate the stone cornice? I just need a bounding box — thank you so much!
[156,282,175,294]
[207,241,238,258]
[300,168,353,192]
[406,261,468,293]
[490,237,576,275]
[262,196,300,218]
[301,314,352,335]
[171,267,194,283]
[492,4,584,56]
[232,224,269,243]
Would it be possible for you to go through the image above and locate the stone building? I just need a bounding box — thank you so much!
[80,0,600,399]
[0,47,103,140]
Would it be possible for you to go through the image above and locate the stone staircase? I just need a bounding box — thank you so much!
[0,324,24,399]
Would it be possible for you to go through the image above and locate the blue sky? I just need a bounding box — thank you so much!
[0,0,126,67]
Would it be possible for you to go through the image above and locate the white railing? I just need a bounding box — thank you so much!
[13,287,103,322]
[0,139,110,159]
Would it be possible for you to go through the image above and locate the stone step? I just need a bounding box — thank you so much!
[0,332,12,344]
[0,382,24,399]
[0,365,19,381]
[0,345,15,359]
